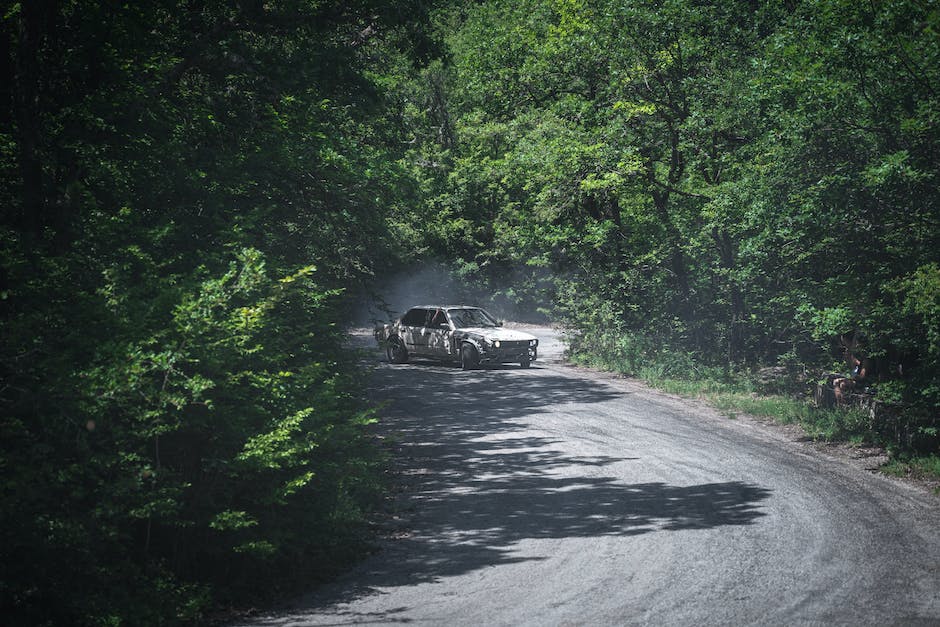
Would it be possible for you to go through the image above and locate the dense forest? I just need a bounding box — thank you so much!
[2,0,938,624]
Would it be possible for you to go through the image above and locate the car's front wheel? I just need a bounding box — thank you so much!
[520,359,531,368]
[460,343,479,370]
[386,336,409,364]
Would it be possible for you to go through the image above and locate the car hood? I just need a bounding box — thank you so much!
[459,327,537,342]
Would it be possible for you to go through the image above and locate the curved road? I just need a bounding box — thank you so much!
[244,328,940,626]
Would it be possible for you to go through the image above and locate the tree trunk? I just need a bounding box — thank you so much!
[650,184,691,304]
[712,226,745,366]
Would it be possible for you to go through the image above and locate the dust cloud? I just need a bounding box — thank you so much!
[353,261,551,326]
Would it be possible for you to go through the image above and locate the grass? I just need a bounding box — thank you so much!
[881,455,940,493]
[639,379,873,443]
[708,392,813,424]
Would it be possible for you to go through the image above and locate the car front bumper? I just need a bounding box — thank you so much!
[478,344,537,364]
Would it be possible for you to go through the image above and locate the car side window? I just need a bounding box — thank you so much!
[401,308,428,327]
[429,309,448,328]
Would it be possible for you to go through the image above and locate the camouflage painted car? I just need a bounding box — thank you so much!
[374,305,538,370]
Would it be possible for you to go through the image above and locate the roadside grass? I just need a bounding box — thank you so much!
[638,377,871,443]
[881,455,940,493]
[707,392,814,425]
[570,348,940,484]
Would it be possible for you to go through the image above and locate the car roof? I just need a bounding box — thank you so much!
[411,305,483,310]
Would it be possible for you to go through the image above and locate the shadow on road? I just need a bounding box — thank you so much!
[262,348,772,621]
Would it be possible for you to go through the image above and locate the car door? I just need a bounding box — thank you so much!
[399,308,429,355]
[425,308,453,359]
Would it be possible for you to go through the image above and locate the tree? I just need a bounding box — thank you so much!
[1,0,440,622]
[423,0,939,434]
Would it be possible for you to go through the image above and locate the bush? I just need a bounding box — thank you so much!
[0,246,383,624]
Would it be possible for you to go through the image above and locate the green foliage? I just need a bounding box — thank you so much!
[0,244,385,623]
[405,0,938,450]
[1,0,434,623]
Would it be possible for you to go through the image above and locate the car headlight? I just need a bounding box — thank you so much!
[493,340,501,348]
[529,339,538,347]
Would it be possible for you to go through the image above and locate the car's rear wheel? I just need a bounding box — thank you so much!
[460,343,479,370]
[387,336,409,364]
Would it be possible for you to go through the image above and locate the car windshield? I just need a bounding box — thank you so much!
[448,308,498,329]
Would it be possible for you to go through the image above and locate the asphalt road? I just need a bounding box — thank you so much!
[243,327,940,626]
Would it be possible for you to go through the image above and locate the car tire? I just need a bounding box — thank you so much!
[520,359,531,368]
[387,336,409,364]
[460,343,479,370]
